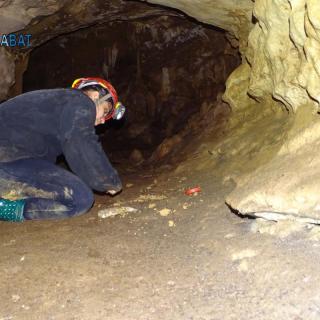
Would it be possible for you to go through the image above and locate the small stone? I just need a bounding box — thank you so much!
[182,203,190,209]
[237,259,249,272]
[134,194,167,203]
[126,183,134,188]
[159,208,172,216]
[168,220,175,227]
[129,149,144,164]
[231,249,257,261]
[224,233,235,239]
[12,294,20,302]
[21,305,30,310]
[113,202,121,207]
[98,207,138,218]
[148,203,156,209]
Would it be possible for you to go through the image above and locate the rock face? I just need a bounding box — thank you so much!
[0,48,15,101]
[0,0,65,99]
[244,0,320,111]
[221,0,320,113]
[144,0,254,52]
[224,0,320,222]
[0,0,66,34]
[226,109,320,223]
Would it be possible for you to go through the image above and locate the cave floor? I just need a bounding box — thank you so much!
[1,161,320,320]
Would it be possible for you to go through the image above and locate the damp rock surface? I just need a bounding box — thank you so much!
[144,0,254,51]
[0,48,15,101]
[225,108,320,222]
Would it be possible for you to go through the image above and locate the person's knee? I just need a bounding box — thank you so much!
[70,183,94,216]
[77,189,94,214]
[109,170,122,192]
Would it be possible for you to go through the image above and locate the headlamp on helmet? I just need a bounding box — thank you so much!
[113,102,126,120]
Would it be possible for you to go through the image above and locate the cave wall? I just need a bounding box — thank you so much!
[144,0,254,54]
[0,0,69,100]
[0,48,15,101]
[223,0,320,221]
[0,0,66,34]
[245,0,320,111]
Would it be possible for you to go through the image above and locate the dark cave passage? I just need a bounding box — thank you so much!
[23,10,240,170]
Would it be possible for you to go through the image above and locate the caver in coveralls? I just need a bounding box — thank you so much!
[0,77,126,221]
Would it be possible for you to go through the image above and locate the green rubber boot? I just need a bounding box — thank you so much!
[0,198,25,222]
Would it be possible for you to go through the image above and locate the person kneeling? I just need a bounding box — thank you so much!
[0,77,126,221]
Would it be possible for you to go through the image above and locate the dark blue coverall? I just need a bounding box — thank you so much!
[0,89,122,220]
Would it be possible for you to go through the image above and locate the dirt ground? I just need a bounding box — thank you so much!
[1,159,320,320]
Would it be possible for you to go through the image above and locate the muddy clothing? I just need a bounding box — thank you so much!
[0,89,122,220]
[0,88,121,192]
[0,159,94,220]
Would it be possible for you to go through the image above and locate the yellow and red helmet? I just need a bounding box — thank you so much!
[71,77,118,107]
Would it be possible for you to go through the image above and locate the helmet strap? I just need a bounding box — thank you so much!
[96,93,112,106]
[94,93,116,121]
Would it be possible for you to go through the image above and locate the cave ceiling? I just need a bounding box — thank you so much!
[0,0,253,100]
[0,0,253,51]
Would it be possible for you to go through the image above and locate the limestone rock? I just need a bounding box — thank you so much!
[0,0,66,34]
[226,112,320,223]
[144,0,253,52]
[0,48,15,101]
[243,0,320,111]
[129,149,144,165]
[98,206,138,218]
[221,0,320,224]
[149,134,182,162]
[127,123,150,139]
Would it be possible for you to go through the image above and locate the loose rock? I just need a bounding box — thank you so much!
[159,208,172,217]
[98,207,138,219]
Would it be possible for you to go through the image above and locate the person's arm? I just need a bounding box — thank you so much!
[59,99,122,193]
